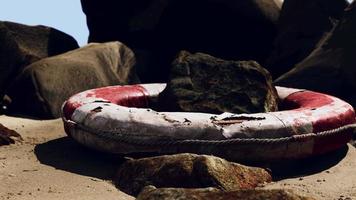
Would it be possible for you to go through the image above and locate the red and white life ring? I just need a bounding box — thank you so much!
[62,83,356,161]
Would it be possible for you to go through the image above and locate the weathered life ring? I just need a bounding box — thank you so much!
[62,83,356,161]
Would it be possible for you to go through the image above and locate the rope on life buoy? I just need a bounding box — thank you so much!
[63,117,356,146]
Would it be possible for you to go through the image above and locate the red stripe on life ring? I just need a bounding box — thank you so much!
[282,91,356,133]
[282,91,333,109]
[63,85,149,119]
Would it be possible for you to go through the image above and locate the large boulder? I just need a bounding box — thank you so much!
[275,2,356,107]
[136,186,316,200]
[0,21,79,102]
[266,0,349,77]
[115,153,271,196]
[158,51,278,114]
[81,0,280,82]
[7,42,138,118]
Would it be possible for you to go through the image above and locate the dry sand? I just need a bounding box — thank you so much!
[266,145,356,200]
[0,114,356,200]
[0,115,133,200]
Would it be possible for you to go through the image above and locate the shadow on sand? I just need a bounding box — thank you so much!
[269,145,349,180]
[35,136,350,181]
[34,137,127,180]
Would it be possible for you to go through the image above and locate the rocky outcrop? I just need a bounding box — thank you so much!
[275,2,356,107]
[0,21,79,102]
[136,186,316,200]
[115,153,271,196]
[7,42,138,118]
[267,0,348,77]
[81,0,280,82]
[159,51,278,114]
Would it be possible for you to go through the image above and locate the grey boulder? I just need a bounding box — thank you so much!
[275,2,356,107]
[266,0,348,77]
[80,0,280,82]
[7,42,138,118]
[0,21,79,101]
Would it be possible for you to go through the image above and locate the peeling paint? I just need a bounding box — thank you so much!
[213,116,266,126]
[90,106,103,113]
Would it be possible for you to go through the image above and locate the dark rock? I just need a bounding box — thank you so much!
[115,153,271,196]
[0,21,79,101]
[0,123,22,146]
[275,2,356,107]
[159,51,278,114]
[7,42,138,118]
[81,0,280,82]
[266,0,349,78]
[136,186,316,200]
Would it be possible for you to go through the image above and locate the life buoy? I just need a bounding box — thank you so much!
[62,83,356,161]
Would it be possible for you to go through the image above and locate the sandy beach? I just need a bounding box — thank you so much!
[0,115,133,200]
[1,115,356,200]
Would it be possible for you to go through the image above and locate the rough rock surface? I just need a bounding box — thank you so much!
[275,2,356,107]
[0,123,22,146]
[7,42,138,118]
[136,186,316,200]
[0,21,79,101]
[81,0,280,82]
[267,0,349,78]
[159,51,278,114]
[115,153,271,196]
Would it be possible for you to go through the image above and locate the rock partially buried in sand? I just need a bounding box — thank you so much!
[266,0,348,78]
[7,42,139,118]
[0,123,22,146]
[115,154,271,196]
[0,21,79,101]
[81,0,280,82]
[159,51,278,114]
[275,2,356,107]
[136,186,316,200]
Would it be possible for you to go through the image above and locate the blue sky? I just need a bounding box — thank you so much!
[0,0,88,46]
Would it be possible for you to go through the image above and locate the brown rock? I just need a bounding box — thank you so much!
[275,2,356,107]
[0,21,79,102]
[7,42,139,118]
[136,186,316,200]
[81,0,280,82]
[267,0,348,77]
[0,123,22,146]
[159,51,278,114]
[115,153,271,196]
